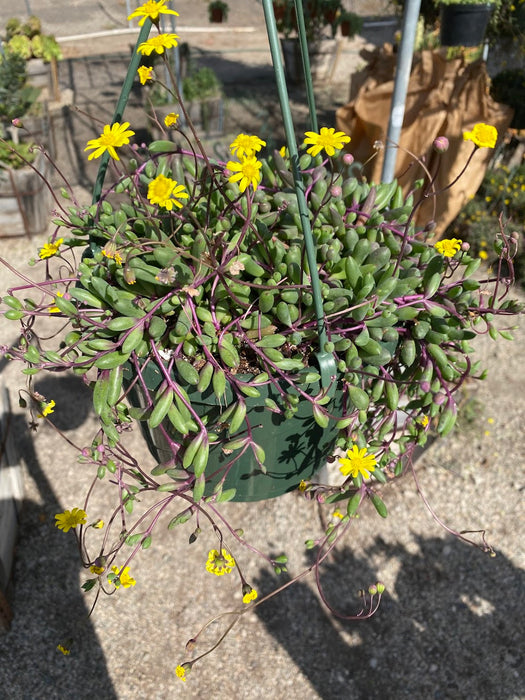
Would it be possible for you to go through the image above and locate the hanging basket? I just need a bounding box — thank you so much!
[124,360,345,503]
[439,4,493,47]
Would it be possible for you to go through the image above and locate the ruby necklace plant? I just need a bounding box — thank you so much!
[1,0,522,678]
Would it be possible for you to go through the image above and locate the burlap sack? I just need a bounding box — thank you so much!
[336,47,514,235]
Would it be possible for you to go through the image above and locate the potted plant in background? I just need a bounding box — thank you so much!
[2,15,62,98]
[1,0,522,677]
[437,0,499,46]
[337,9,363,38]
[273,0,344,84]
[0,51,51,237]
[208,0,229,23]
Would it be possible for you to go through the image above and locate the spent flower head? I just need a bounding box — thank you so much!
[205,548,236,576]
[137,65,154,84]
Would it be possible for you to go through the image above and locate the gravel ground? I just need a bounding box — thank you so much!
[0,2,524,699]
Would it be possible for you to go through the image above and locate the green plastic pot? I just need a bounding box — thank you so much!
[124,360,344,502]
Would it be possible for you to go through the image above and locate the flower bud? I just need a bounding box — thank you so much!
[434,392,447,405]
[420,381,431,393]
[343,153,354,166]
[461,241,470,252]
[424,220,436,233]
[368,584,378,595]
[433,136,449,153]
[330,185,342,198]
[376,581,385,594]
[11,118,23,128]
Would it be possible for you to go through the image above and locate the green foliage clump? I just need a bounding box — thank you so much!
[0,140,37,169]
[0,52,40,124]
[446,161,525,285]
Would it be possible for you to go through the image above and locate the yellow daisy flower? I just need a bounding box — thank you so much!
[339,445,377,480]
[164,112,179,127]
[205,548,236,575]
[110,566,136,588]
[147,174,189,210]
[128,0,179,26]
[463,123,498,149]
[229,133,266,159]
[39,238,63,260]
[434,238,462,258]
[55,507,87,533]
[137,33,179,56]
[303,127,351,157]
[84,122,135,161]
[226,156,262,192]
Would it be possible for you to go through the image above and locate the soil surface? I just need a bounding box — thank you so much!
[0,2,523,699]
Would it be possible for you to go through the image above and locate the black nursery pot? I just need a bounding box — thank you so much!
[439,4,493,47]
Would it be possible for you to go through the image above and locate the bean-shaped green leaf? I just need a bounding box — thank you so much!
[255,334,287,348]
[175,359,199,385]
[348,385,370,411]
[148,387,174,429]
[183,432,204,469]
[228,401,247,435]
[218,341,239,368]
[216,488,236,503]
[312,404,329,428]
[192,440,209,478]
[192,473,206,502]
[93,375,110,416]
[346,491,362,516]
[385,381,399,410]
[121,327,144,355]
[212,368,226,399]
[167,403,189,435]
[94,351,130,369]
[370,493,388,518]
[107,365,123,406]
[197,362,214,393]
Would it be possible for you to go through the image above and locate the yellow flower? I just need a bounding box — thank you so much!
[226,156,262,192]
[39,237,63,260]
[90,564,105,575]
[434,238,462,258]
[229,133,266,159]
[418,415,429,427]
[110,565,136,588]
[38,399,56,417]
[463,123,498,149]
[57,643,71,656]
[242,586,258,604]
[339,445,377,480]
[128,0,179,25]
[147,174,189,210]
[164,112,179,127]
[298,479,309,492]
[92,519,104,529]
[205,548,236,576]
[332,509,344,519]
[137,65,153,84]
[175,664,188,682]
[279,145,288,157]
[303,127,351,157]
[55,507,87,533]
[479,250,488,260]
[137,33,179,56]
[84,122,135,161]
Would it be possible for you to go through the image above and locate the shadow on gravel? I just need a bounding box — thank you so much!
[0,377,117,698]
[255,536,524,700]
